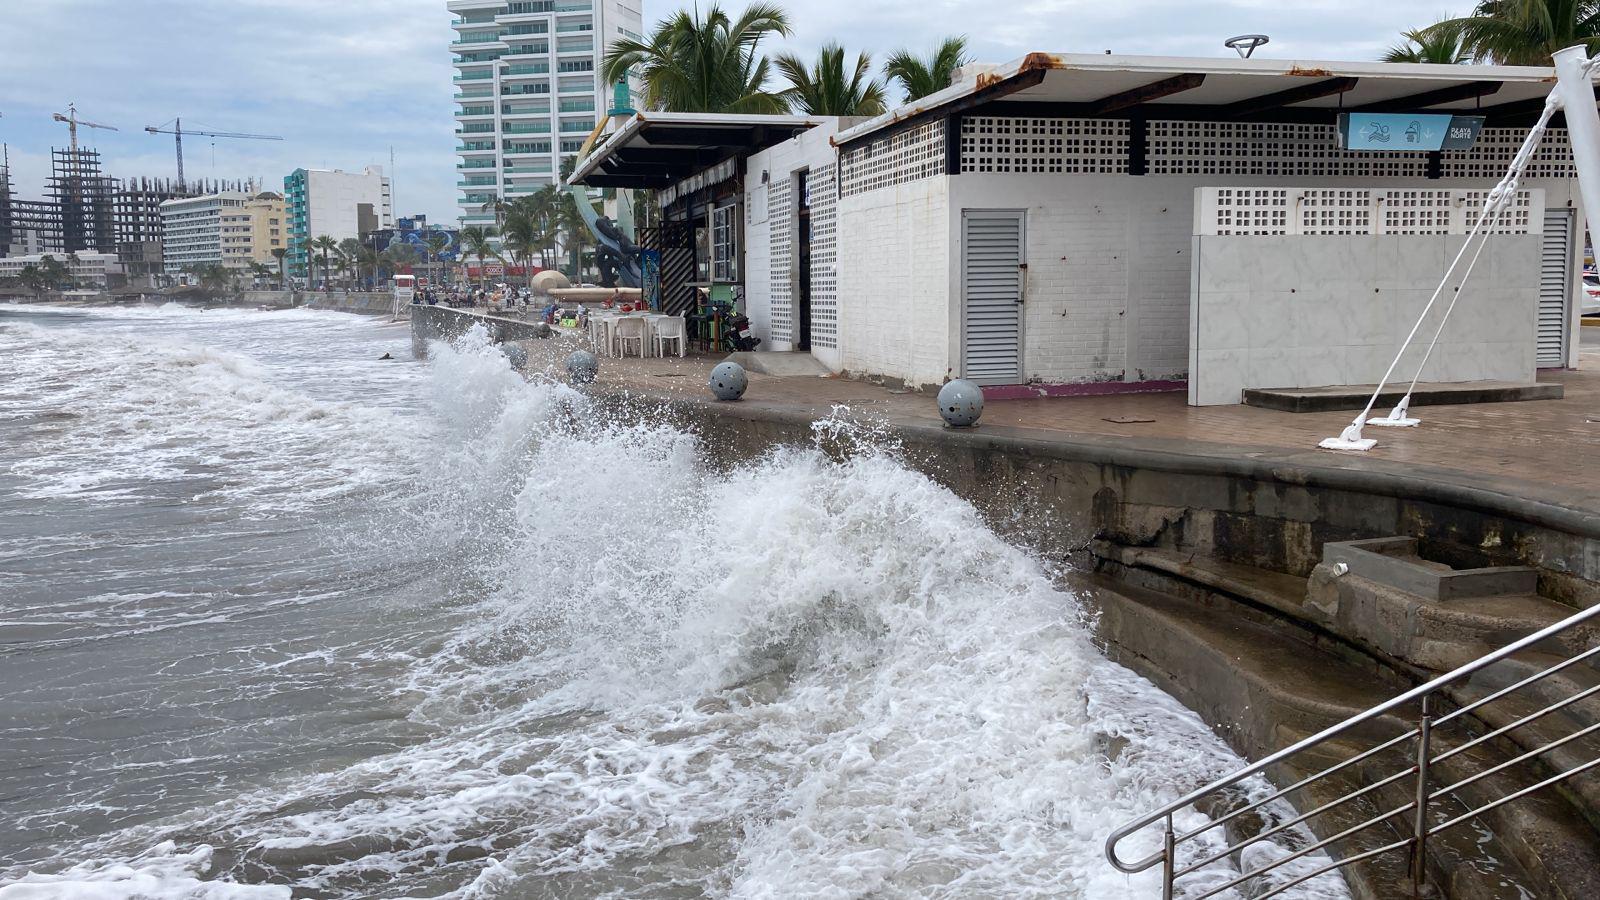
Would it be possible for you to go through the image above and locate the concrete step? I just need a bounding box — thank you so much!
[1241,380,1563,413]
[724,350,831,377]
[1087,575,1564,898]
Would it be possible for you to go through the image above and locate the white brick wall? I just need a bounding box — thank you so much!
[836,177,953,387]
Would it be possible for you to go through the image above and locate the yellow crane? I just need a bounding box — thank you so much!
[51,104,118,152]
[145,118,283,189]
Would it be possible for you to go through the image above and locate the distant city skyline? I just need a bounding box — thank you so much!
[0,0,1455,224]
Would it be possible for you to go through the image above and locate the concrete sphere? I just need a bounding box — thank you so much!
[531,270,573,294]
[709,361,747,401]
[937,379,985,427]
[500,342,529,370]
[566,349,599,385]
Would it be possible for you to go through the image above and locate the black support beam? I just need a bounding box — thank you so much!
[1215,76,1359,119]
[1088,72,1206,115]
[1352,80,1502,112]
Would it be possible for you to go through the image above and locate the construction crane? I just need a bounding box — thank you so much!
[52,104,118,152]
[144,118,283,189]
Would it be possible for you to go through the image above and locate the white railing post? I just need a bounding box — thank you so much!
[1554,46,1600,262]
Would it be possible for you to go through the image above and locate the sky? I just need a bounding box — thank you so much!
[0,0,1458,224]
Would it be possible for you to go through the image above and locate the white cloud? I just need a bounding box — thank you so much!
[0,0,1454,223]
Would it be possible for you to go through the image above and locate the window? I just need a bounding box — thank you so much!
[711,203,738,282]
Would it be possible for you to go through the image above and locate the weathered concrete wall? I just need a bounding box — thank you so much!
[1191,233,1541,405]
[238,290,302,309]
[303,291,399,316]
[613,393,1600,605]
[410,304,550,357]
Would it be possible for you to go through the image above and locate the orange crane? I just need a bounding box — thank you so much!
[145,118,283,189]
[52,104,118,152]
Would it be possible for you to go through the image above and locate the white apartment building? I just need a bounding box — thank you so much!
[284,167,393,279]
[161,192,248,273]
[0,251,123,287]
[448,0,642,234]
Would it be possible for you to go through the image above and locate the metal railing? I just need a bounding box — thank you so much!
[1105,601,1600,899]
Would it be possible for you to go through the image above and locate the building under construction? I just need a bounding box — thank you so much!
[46,147,117,255]
[113,176,250,276]
[1,144,250,274]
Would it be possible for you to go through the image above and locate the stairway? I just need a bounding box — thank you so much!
[1091,540,1600,899]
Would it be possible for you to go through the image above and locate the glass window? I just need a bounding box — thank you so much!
[711,203,738,282]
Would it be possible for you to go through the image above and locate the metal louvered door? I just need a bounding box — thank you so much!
[961,210,1025,384]
[1538,208,1573,368]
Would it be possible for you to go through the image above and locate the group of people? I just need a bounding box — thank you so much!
[412,284,535,312]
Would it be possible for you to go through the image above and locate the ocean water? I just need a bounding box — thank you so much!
[0,303,1345,899]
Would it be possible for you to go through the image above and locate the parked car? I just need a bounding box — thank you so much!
[1584,271,1600,316]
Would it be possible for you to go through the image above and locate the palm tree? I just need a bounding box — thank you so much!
[425,232,451,287]
[337,238,363,289]
[602,3,792,113]
[775,43,887,116]
[271,247,288,288]
[1385,21,1472,63]
[500,208,541,291]
[1439,0,1600,65]
[248,262,274,287]
[356,244,382,286]
[884,36,970,102]
[526,186,564,268]
[460,225,498,288]
[310,235,339,290]
[383,243,419,281]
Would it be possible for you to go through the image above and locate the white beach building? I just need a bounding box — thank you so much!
[573,53,1587,406]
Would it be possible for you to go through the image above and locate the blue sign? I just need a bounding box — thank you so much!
[1337,113,1484,152]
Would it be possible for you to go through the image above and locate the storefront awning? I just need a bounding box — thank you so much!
[570,111,830,189]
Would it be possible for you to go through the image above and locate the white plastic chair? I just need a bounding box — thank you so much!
[653,315,687,358]
[588,316,611,356]
[614,316,646,358]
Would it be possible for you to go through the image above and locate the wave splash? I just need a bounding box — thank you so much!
[1,323,1342,899]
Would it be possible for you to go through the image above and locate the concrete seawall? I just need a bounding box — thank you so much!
[409,304,552,357]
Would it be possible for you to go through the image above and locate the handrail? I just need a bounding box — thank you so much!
[1104,599,1600,895]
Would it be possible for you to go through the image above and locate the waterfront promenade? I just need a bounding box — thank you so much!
[589,351,1600,519]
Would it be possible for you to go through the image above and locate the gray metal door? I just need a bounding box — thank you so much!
[961,210,1025,384]
[1538,208,1573,368]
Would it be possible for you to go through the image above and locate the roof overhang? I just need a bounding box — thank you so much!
[834,53,1564,147]
[569,111,831,189]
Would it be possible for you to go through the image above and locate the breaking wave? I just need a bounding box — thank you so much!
[0,311,1344,898]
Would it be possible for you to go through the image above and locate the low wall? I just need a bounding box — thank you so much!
[409,304,551,357]
[237,290,302,309]
[303,291,399,316]
[1190,233,1541,405]
[606,392,1600,606]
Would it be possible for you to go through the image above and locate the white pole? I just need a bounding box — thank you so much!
[1554,46,1600,259]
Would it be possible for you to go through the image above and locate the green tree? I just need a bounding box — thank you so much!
[337,237,363,288]
[16,265,45,295]
[500,207,542,291]
[310,235,339,289]
[602,3,792,113]
[37,255,69,290]
[1385,21,1472,63]
[355,243,382,287]
[271,247,289,288]
[1439,0,1600,65]
[460,225,499,288]
[425,232,451,287]
[776,43,887,116]
[382,242,418,281]
[884,36,970,102]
